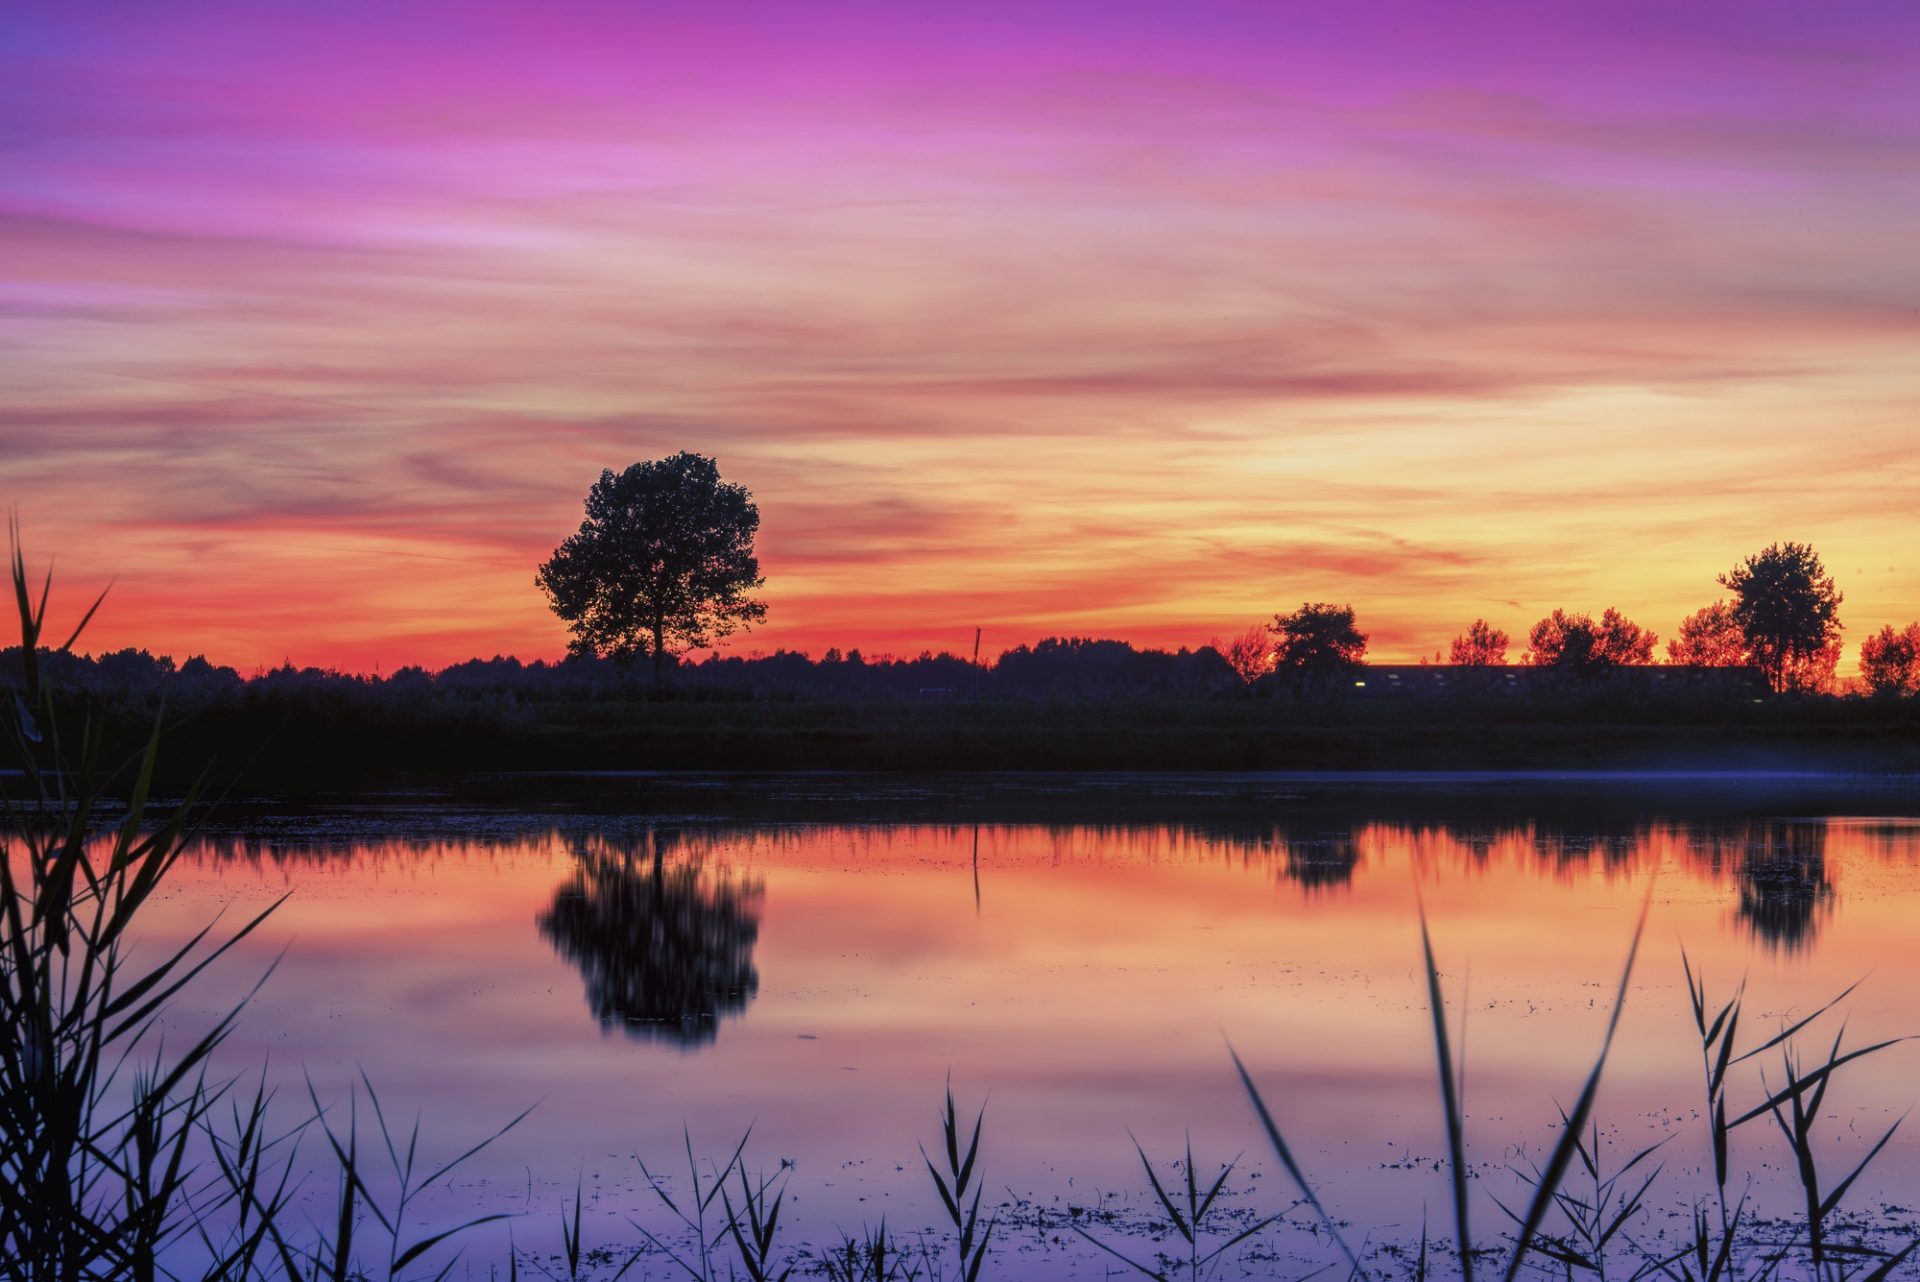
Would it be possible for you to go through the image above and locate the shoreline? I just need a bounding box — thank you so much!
[105,706,1920,792]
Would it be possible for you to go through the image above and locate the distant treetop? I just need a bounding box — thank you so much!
[1859,623,1920,697]
[1270,602,1368,673]
[1718,542,1842,693]
[1522,608,1656,669]
[1450,619,1509,666]
[1667,601,1747,668]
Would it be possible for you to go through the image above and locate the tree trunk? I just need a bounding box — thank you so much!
[652,620,666,699]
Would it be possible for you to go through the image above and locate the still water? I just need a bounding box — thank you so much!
[146,774,1920,1277]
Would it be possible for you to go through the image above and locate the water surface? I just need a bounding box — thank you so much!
[146,774,1920,1276]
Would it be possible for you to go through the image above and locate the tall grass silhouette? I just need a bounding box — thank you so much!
[1,529,521,1280]
[1069,1134,1289,1280]
[1231,889,1914,1281]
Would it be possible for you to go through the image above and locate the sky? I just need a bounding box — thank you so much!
[3,0,1917,672]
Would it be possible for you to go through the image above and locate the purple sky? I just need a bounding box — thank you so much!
[3,1,1917,669]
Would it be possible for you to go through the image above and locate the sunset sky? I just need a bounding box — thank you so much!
[4,1,1916,672]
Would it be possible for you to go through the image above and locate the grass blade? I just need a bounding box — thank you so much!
[1229,1042,1359,1272]
[1502,888,1650,1282]
[1418,904,1474,1281]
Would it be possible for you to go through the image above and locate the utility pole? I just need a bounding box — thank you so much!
[972,627,982,701]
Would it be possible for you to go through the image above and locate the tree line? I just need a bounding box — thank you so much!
[1229,542,1875,693]
[534,454,1920,698]
[9,454,1920,706]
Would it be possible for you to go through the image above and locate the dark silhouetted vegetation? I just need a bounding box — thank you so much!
[1523,607,1657,669]
[1069,1135,1287,1281]
[992,635,1236,698]
[1668,600,1747,667]
[1217,624,1276,685]
[1,533,529,1281]
[9,518,1917,782]
[1236,898,1917,1281]
[7,638,1920,785]
[537,453,767,690]
[1449,618,1508,666]
[1269,602,1367,674]
[1861,622,1920,697]
[1720,541,1844,693]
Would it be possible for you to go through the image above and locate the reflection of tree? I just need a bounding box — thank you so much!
[1734,824,1833,954]
[1282,833,1361,891]
[538,831,764,1047]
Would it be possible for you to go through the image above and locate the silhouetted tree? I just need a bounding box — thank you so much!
[1718,542,1842,693]
[993,637,1236,698]
[1219,624,1274,684]
[1667,601,1747,667]
[536,453,767,691]
[1860,622,1920,697]
[175,654,244,701]
[1448,619,1508,665]
[1269,603,1367,673]
[1522,608,1656,669]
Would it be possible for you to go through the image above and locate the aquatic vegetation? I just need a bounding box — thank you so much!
[721,1165,795,1282]
[921,1083,994,1282]
[633,1127,753,1280]
[1,532,290,1280]
[1228,896,1916,1282]
[819,1222,922,1282]
[1678,953,1912,1280]
[0,536,520,1280]
[1069,1135,1289,1281]
[1504,1112,1668,1279]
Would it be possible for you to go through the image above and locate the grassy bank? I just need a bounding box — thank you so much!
[93,695,1920,791]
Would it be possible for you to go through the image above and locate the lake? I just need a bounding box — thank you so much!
[144,773,1920,1278]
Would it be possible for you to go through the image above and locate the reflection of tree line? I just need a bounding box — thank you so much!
[1262,821,1834,951]
[536,830,764,1047]
[1729,826,1834,952]
[177,815,1871,961]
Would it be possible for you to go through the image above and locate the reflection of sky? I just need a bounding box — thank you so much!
[5,3,1918,671]
[137,815,1920,1273]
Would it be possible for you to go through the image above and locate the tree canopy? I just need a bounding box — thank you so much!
[1522,608,1656,669]
[1270,602,1367,673]
[1859,623,1920,697]
[1449,619,1509,665]
[1219,624,1275,684]
[1667,601,1747,667]
[1718,542,1842,692]
[536,453,766,685]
